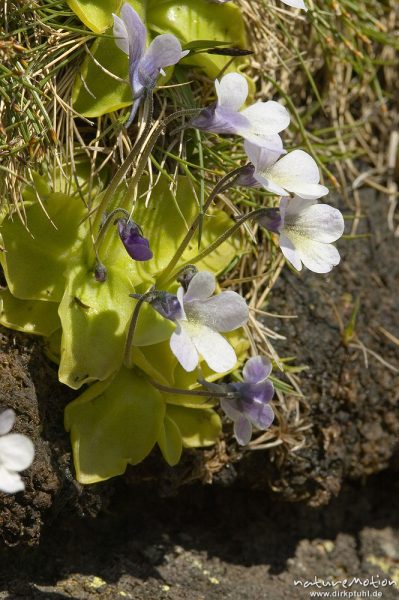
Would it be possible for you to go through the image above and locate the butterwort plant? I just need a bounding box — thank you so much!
[113,3,189,126]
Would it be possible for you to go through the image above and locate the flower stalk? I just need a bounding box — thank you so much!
[156,164,247,288]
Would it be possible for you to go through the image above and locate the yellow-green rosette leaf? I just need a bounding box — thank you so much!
[58,262,134,389]
[0,289,61,336]
[166,404,221,448]
[67,0,145,33]
[67,0,121,33]
[157,415,182,466]
[64,367,165,483]
[1,193,87,303]
[130,340,178,386]
[147,0,248,79]
[44,329,62,365]
[72,35,132,118]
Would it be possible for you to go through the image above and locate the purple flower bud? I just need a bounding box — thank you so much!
[117,219,153,261]
[150,292,183,321]
[94,262,107,282]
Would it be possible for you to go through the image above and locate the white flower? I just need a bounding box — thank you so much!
[244,141,329,200]
[277,196,344,273]
[169,271,249,373]
[191,72,290,150]
[0,409,34,494]
[280,0,307,10]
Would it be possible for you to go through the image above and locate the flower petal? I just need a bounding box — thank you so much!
[284,201,345,243]
[117,220,153,261]
[119,3,146,66]
[112,13,129,55]
[279,232,303,271]
[240,101,290,136]
[0,466,25,494]
[240,380,275,406]
[220,397,244,422]
[170,323,199,372]
[246,401,274,430]
[280,0,308,10]
[191,104,249,135]
[234,416,252,445]
[265,150,329,199]
[295,238,341,273]
[0,434,34,471]
[139,34,186,87]
[186,291,249,332]
[0,409,15,435]
[244,140,280,171]
[184,271,216,302]
[243,356,272,383]
[185,322,237,373]
[215,73,248,112]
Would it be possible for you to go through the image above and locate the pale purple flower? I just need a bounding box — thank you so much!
[0,409,34,494]
[244,141,329,200]
[191,72,290,150]
[221,356,275,445]
[258,197,344,273]
[113,4,189,126]
[151,271,249,373]
[117,218,153,261]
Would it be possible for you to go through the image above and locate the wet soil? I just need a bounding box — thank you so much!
[0,189,398,597]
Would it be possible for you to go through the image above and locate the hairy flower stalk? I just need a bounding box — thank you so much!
[90,103,201,265]
[156,164,250,288]
[161,207,270,287]
[124,288,158,365]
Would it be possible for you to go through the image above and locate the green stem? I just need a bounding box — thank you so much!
[160,207,267,288]
[149,379,237,399]
[119,107,201,212]
[92,93,154,236]
[156,165,245,289]
[95,208,130,255]
[124,289,157,366]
